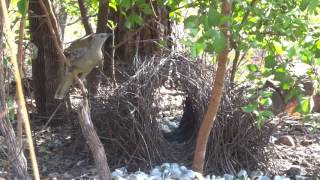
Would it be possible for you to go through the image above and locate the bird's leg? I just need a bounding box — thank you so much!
[79,72,89,83]
[75,76,88,98]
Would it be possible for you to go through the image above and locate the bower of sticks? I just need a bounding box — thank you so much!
[90,54,271,175]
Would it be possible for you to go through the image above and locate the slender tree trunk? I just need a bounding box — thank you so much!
[229,49,239,85]
[96,0,109,33]
[55,1,68,40]
[104,5,171,82]
[0,1,29,179]
[78,98,111,180]
[192,0,231,173]
[78,0,93,34]
[29,0,47,114]
[87,0,109,95]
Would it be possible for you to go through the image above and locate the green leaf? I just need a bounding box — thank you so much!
[191,42,206,57]
[243,103,258,113]
[274,71,287,82]
[109,0,118,11]
[259,98,272,106]
[139,3,153,15]
[208,7,223,27]
[9,0,19,9]
[126,14,144,28]
[281,82,290,90]
[107,20,117,30]
[264,55,276,68]
[17,0,27,16]
[275,66,286,73]
[285,89,299,103]
[247,64,258,72]
[260,110,273,118]
[119,0,132,9]
[300,0,309,11]
[308,0,320,14]
[300,97,311,114]
[261,90,273,98]
[184,15,199,29]
[212,30,227,53]
[287,47,297,58]
[316,39,320,49]
[273,42,284,55]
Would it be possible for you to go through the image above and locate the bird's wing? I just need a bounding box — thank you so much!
[64,47,88,62]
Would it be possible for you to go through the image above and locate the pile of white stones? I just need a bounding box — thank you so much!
[111,163,304,180]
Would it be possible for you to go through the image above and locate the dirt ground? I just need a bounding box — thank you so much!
[0,113,320,179]
[267,114,320,178]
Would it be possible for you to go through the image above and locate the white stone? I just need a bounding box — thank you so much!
[150,167,162,177]
[223,174,234,180]
[273,176,284,180]
[237,169,248,178]
[184,170,195,178]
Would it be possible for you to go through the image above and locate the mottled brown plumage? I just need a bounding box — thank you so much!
[54,33,111,99]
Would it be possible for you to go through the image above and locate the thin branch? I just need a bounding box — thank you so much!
[239,0,258,28]
[96,0,109,33]
[111,28,116,84]
[37,0,67,65]
[63,14,97,26]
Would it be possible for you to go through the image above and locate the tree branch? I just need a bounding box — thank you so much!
[37,0,67,65]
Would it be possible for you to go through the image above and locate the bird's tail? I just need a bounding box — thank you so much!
[54,72,74,99]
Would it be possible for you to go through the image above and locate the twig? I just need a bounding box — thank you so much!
[64,14,97,26]
[37,0,67,65]
[149,0,158,18]
[41,102,63,130]
[111,28,116,84]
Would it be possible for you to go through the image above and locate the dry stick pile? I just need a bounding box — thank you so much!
[91,54,272,175]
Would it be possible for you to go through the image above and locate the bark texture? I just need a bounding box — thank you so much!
[78,0,93,34]
[87,0,109,95]
[29,0,64,126]
[78,98,111,180]
[104,5,171,82]
[192,0,231,173]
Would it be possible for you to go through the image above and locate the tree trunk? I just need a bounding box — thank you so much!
[0,2,29,178]
[55,3,68,40]
[192,0,231,173]
[104,5,171,82]
[229,49,239,86]
[86,0,109,96]
[29,0,64,126]
[78,0,93,34]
